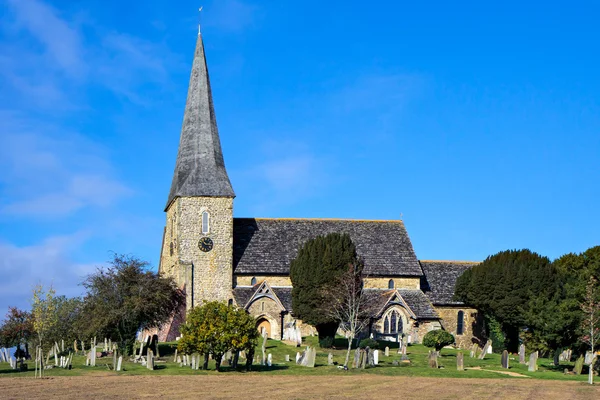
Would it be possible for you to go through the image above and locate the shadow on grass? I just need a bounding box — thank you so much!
[217,365,289,373]
[0,369,26,375]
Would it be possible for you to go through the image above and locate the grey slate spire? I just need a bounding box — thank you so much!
[166,32,235,210]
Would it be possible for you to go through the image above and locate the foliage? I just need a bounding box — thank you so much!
[81,254,185,355]
[290,233,359,341]
[32,285,58,352]
[485,316,506,353]
[455,249,558,352]
[0,307,34,356]
[319,336,334,348]
[422,329,455,352]
[178,301,258,371]
[358,338,379,349]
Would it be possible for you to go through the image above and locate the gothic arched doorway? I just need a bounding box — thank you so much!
[256,318,271,338]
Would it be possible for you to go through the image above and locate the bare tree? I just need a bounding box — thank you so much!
[580,276,600,385]
[324,260,376,368]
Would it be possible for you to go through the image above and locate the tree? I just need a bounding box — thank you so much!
[178,301,258,371]
[290,233,359,342]
[323,259,374,367]
[455,249,559,352]
[423,329,455,353]
[32,285,58,353]
[81,254,184,355]
[580,276,600,385]
[0,307,34,358]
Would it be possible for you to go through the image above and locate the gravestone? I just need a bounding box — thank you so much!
[307,347,316,368]
[479,340,491,360]
[574,356,584,375]
[191,355,196,370]
[296,352,301,363]
[367,348,375,367]
[116,356,123,372]
[501,350,509,369]
[373,350,379,365]
[360,349,367,369]
[147,349,154,370]
[74,340,78,354]
[519,344,525,364]
[267,353,272,367]
[528,352,538,372]
[392,360,399,366]
[428,351,438,368]
[285,354,290,362]
[469,343,476,358]
[353,348,360,368]
[174,349,178,363]
[328,353,333,365]
[90,346,97,367]
[457,351,464,371]
[385,346,389,357]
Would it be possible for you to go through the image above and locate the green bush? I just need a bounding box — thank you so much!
[319,336,334,348]
[359,338,379,349]
[422,329,455,353]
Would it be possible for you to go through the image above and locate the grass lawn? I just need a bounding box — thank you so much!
[0,337,595,383]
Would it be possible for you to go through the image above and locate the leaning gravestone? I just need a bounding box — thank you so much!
[501,350,509,369]
[353,348,360,368]
[519,344,525,364]
[305,347,316,368]
[360,349,367,369]
[457,352,464,371]
[574,356,584,375]
[428,351,438,369]
[478,340,491,360]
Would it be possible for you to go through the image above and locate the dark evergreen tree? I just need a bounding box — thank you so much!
[455,249,559,352]
[290,233,359,343]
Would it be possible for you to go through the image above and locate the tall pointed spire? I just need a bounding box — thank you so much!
[166,32,235,210]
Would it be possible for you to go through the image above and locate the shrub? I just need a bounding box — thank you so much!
[319,336,334,348]
[359,338,379,349]
[422,329,455,353]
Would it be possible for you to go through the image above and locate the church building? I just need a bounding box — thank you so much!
[158,31,481,348]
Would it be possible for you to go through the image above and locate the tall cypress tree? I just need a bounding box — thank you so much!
[290,233,358,343]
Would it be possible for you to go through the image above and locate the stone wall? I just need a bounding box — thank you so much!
[234,275,292,287]
[435,306,480,348]
[363,277,420,289]
[160,196,234,310]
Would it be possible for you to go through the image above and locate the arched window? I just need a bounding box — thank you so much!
[390,311,398,334]
[250,277,257,285]
[261,301,265,312]
[388,279,395,289]
[384,317,389,333]
[457,310,464,335]
[201,211,210,234]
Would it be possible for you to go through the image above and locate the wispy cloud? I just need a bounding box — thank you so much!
[0,114,132,218]
[0,232,99,310]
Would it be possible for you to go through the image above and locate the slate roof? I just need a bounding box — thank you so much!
[272,287,292,311]
[233,218,422,276]
[420,260,479,305]
[362,289,438,319]
[232,286,255,308]
[166,33,235,210]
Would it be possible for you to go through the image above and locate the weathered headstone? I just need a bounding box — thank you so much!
[116,356,123,372]
[147,349,154,370]
[528,351,538,372]
[367,348,375,367]
[384,346,389,357]
[428,351,438,368]
[519,344,525,364]
[457,351,464,371]
[296,352,301,363]
[360,349,367,369]
[307,347,316,368]
[574,356,584,375]
[479,340,491,360]
[90,346,96,367]
[501,350,509,369]
[373,350,379,365]
[353,348,360,368]
[191,355,196,370]
[328,353,333,365]
[285,354,290,362]
[174,349,178,363]
[267,353,272,367]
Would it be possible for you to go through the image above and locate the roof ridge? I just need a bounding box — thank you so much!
[420,260,480,264]
[234,217,405,223]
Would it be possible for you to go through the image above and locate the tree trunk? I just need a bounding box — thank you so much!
[246,348,254,371]
[214,353,222,372]
[232,351,239,369]
[202,353,209,370]
[344,333,354,367]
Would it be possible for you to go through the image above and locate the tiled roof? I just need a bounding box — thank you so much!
[420,260,479,305]
[272,287,292,311]
[232,286,256,308]
[233,218,422,276]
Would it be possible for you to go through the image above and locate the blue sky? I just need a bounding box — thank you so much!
[1,0,599,311]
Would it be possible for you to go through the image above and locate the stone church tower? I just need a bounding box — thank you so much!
[159,31,235,310]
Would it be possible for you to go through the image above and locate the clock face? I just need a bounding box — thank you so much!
[198,236,213,252]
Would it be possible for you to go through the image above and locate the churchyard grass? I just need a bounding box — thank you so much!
[0,338,594,382]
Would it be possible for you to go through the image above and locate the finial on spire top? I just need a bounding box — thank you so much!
[198,6,203,35]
